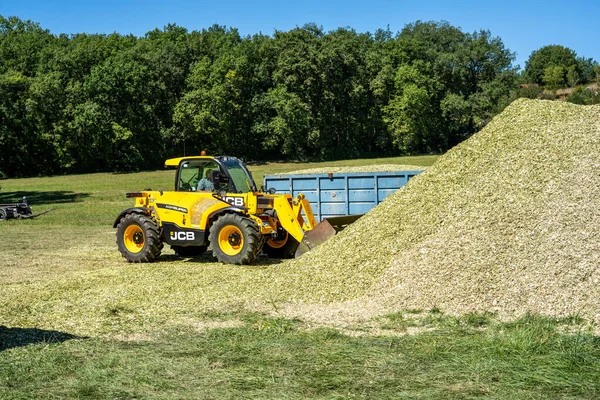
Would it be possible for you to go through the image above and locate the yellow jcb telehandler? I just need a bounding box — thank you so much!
[114,155,336,265]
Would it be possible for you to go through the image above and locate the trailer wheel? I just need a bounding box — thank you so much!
[0,209,6,220]
[209,213,263,265]
[116,213,162,262]
[171,245,207,257]
[263,231,299,259]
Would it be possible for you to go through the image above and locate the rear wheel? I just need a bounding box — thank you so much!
[171,245,208,257]
[209,213,263,265]
[116,213,163,262]
[0,209,6,220]
[263,230,299,259]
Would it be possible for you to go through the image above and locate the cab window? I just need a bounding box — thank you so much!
[178,160,220,192]
[219,157,255,193]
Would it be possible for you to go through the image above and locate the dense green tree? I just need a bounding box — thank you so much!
[567,65,579,88]
[1,15,591,178]
[253,85,314,159]
[172,26,252,158]
[384,21,517,153]
[384,63,442,152]
[0,70,61,177]
[594,65,600,84]
[576,57,598,84]
[524,45,577,85]
[543,65,565,90]
[0,17,59,177]
[0,16,53,76]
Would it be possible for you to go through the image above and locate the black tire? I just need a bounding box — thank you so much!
[263,230,299,259]
[209,213,263,265]
[116,213,163,262]
[171,245,208,257]
[0,209,6,221]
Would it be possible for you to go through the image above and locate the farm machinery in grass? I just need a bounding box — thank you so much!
[0,197,53,220]
[114,154,338,265]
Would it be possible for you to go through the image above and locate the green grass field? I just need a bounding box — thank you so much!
[1,154,600,399]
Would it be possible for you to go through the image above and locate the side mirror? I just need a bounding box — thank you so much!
[268,187,277,194]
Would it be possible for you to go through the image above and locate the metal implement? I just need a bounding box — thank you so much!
[0,197,53,220]
[324,214,363,231]
[295,219,337,257]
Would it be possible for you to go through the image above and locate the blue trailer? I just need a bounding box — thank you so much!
[263,169,423,224]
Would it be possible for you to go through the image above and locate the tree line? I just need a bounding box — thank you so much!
[517,44,600,105]
[524,44,598,88]
[0,15,589,178]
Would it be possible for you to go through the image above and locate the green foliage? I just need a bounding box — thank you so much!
[576,56,598,83]
[567,64,579,87]
[0,16,53,75]
[384,64,439,152]
[524,45,598,88]
[253,86,314,159]
[0,16,538,176]
[525,45,577,85]
[567,86,599,105]
[383,22,517,153]
[515,85,543,99]
[543,65,565,90]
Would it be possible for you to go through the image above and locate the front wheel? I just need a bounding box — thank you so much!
[209,213,263,265]
[263,230,299,259]
[116,213,163,262]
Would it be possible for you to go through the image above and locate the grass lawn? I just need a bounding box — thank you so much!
[1,154,600,399]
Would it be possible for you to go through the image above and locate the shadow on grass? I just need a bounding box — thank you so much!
[0,191,90,206]
[155,252,284,266]
[0,326,84,352]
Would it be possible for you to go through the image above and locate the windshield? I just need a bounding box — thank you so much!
[219,157,256,193]
[177,159,220,192]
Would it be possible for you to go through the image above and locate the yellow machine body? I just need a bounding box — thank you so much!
[124,187,317,245]
[114,155,335,264]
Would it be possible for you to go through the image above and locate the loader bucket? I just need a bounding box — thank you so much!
[295,219,337,258]
[322,214,363,232]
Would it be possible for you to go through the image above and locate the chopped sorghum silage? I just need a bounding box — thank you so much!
[262,99,600,323]
[284,165,425,174]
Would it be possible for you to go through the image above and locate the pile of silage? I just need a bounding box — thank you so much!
[285,164,425,174]
[266,99,600,322]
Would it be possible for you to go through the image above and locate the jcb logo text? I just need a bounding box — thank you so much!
[224,197,244,207]
[170,231,195,241]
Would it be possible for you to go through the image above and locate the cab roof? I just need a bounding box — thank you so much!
[164,156,215,168]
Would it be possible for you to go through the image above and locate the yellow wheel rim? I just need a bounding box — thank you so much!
[219,225,244,256]
[124,224,145,253]
[267,231,288,249]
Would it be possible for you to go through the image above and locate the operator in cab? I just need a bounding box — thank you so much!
[196,169,214,191]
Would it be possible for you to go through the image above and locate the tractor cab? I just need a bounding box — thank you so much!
[166,155,257,194]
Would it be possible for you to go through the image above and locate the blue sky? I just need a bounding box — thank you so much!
[1,0,598,69]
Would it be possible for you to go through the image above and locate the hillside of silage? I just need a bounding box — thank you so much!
[268,99,600,321]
